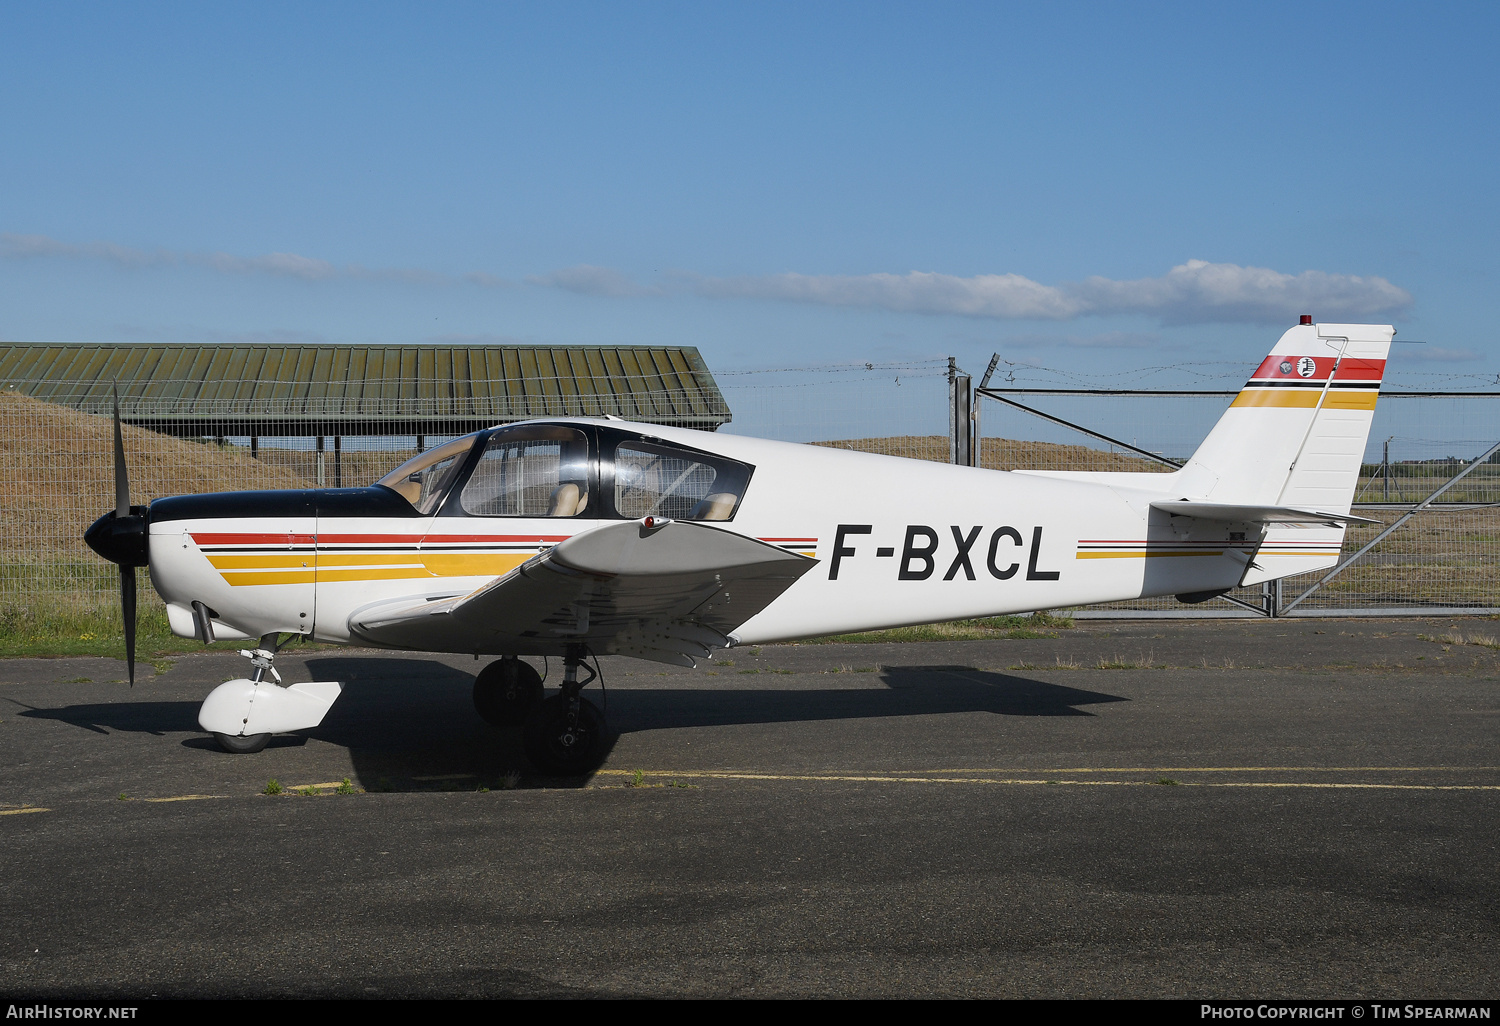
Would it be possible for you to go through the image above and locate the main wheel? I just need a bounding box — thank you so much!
[213,731,271,754]
[472,658,544,727]
[522,695,607,775]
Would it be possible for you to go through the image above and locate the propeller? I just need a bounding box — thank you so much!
[84,384,148,687]
[113,385,135,686]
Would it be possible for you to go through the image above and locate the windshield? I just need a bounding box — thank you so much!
[376,435,478,514]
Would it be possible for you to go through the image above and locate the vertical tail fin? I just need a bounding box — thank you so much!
[1177,321,1393,583]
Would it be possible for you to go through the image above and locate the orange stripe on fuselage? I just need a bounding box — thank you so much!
[1230,388,1377,410]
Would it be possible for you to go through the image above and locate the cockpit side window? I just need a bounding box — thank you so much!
[375,435,478,515]
[460,426,591,517]
[612,440,751,521]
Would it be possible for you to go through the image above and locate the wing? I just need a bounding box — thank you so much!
[348,520,818,665]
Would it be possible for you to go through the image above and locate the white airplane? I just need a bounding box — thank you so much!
[86,320,1392,773]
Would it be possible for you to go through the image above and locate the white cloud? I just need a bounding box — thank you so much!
[674,259,1411,325]
[524,264,658,297]
[190,250,337,280]
[461,271,516,290]
[1,232,171,268]
[1,232,444,286]
[689,270,1079,319]
[1070,259,1412,325]
[4,231,1414,327]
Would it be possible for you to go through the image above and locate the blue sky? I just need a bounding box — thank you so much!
[2,1,1497,387]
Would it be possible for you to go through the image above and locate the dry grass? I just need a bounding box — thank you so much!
[1421,631,1500,651]
[0,392,309,558]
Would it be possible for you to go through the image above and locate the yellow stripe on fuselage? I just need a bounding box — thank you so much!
[1075,550,1225,559]
[209,551,532,586]
[220,570,318,586]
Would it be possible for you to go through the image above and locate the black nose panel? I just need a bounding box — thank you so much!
[85,508,150,567]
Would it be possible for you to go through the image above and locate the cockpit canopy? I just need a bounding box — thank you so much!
[376,423,753,521]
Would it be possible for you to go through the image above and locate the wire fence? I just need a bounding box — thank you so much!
[975,388,1500,616]
[2,356,1496,619]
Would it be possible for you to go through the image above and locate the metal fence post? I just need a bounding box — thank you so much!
[948,358,973,466]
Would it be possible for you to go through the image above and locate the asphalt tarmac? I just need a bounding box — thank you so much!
[2,617,1498,998]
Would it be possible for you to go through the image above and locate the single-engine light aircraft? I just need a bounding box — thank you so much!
[86,320,1392,772]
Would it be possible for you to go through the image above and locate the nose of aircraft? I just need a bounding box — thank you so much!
[84,507,150,567]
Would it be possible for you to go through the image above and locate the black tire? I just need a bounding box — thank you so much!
[522,695,607,775]
[472,658,544,727]
[213,731,271,754]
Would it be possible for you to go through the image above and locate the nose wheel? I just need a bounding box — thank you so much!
[472,657,544,727]
[521,647,608,775]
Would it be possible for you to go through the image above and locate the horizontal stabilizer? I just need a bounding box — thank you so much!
[1151,501,1377,527]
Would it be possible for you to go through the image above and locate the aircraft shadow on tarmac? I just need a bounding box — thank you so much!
[17,657,1126,788]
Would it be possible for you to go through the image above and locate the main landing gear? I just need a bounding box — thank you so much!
[471,656,544,727]
[474,648,607,775]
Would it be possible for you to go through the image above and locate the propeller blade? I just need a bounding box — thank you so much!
[112,382,130,519]
[121,565,137,688]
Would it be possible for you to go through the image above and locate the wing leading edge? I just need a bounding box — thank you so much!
[348,520,819,665]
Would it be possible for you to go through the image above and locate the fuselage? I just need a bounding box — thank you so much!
[144,418,1254,652]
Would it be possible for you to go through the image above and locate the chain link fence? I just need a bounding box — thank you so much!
[974,388,1500,616]
[2,357,1495,619]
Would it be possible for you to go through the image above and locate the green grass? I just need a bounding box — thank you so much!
[0,588,236,658]
[805,611,1074,644]
[0,587,335,658]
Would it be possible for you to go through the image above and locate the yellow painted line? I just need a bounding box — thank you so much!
[278,781,356,791]
[143,795,230,803]
[593,770,1500,791]
[917,766,1500,774]
[0,807,49,816]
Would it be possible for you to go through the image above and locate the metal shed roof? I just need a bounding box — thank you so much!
[0,343,731,434]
